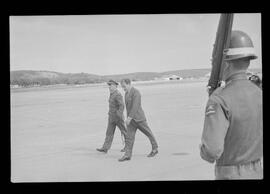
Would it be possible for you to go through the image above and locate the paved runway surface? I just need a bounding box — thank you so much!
[11,80,214,182]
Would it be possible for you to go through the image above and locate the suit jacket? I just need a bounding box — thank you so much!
[108,90,125,122]
[125,87,146,122]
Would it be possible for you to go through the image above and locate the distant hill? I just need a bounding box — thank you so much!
[101,67,261,81]
[101,72,161,82]
[10,70,103,86]
[10,68,262,87]
[160,68,211,78]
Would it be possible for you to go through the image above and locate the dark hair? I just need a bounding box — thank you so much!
[120,78,131,85]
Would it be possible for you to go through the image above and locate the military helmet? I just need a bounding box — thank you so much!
[224,30,257,61]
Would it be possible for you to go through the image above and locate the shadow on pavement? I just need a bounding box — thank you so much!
[171,152,190,156]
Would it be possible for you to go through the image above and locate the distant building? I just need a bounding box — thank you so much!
[162,74,183,81]
[10,84,20,88]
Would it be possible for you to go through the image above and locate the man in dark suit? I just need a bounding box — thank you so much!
[118,78,158,162]
[96,79,127,153]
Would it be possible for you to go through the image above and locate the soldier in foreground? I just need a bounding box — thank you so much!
[96,80,127,153]
[118,78,158,162]
[200,31,263,179]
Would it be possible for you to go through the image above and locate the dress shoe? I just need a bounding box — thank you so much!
[118,156,131,162]
[147,149,158,157]
[96,148,108,153]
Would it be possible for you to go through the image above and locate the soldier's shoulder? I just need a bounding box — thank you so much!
[215,81,237,95]
[212,86,224,95]
[209,87,227,104]
[211,86,226,98]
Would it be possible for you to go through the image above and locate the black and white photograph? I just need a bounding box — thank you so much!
[10,13,263,182]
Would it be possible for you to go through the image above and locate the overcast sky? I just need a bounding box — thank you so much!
[10,13,261,75]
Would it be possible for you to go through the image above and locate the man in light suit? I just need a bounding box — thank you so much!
[118,78,158,162]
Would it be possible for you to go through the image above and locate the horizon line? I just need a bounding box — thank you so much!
[10,67,262,76]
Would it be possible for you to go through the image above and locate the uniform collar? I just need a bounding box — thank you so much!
[225,71,247,83]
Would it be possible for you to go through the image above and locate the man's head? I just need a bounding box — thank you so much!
[120,78,132,92]
[107,80,118,93]
[222,30,257,81]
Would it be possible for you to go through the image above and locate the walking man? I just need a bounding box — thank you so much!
[200,31,263,179]
[96,79,127,153]
[118,78,158,162]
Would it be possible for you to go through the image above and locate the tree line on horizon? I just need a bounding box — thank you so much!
[10,68,261,87]
[10,71,104,87]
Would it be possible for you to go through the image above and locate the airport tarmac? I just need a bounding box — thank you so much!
[11,80,214,182]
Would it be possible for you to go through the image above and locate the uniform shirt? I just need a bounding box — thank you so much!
[200,72,263,166]
[108,89,125,119]
[125,87,146,122]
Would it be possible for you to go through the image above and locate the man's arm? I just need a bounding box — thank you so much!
[200,95,229,163]
[116,94,125,118]
[128,89,141,119]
